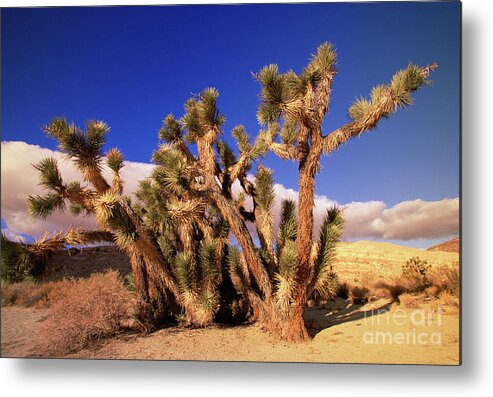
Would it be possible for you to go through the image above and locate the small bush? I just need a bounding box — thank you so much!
[439,290,459,308]
[424,285,441,298]
[370,286,393,300]
[398,293,422,308]
[371,280,410,301]
[36,271,136,356]
[348,285,369,304]
[429,264,459,296]
[401,257,431,291]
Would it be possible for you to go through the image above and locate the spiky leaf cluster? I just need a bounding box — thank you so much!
[310,206,344,300]
[182,88,225,142]
[28,193,66,219]
[256,42,337,125]
[348,63,432,122]
[44,117,109,173]
[0,235,41,283]
[276,199,297,257]
[254,166,275,212]
[152,145,190,194]
[106,148,124,172]
[159,114,183,142]
[33,158,64,191]
[217,141,236,169]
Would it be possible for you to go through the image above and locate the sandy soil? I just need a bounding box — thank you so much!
[1,299,459,365]
[1,239,459,364]
[1,307,50,357]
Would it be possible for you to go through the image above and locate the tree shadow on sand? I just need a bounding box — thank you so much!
[304,298,393,338]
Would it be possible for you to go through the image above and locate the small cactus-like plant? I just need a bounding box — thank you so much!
[402,257,432,290]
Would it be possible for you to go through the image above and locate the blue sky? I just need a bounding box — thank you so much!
[1,2,460,247]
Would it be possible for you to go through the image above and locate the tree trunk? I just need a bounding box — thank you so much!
[124,232,181,331]
[285,165,317,342]
[210,189,272,300]
[282,301,310,342]
[126,250,157,331]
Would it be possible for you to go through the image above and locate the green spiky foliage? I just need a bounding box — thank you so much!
[150,69,350,336]
[181,88,226,144]
[257,196,344,317]
[274,240,298,315]
[253,166,276,267]
[308,206,344,301]
[153,90,276,322]
[276,199,298,257]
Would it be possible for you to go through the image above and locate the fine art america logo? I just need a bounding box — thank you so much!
[362,306,443,345]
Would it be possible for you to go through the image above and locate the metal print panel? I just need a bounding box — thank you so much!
[0,1,461,364]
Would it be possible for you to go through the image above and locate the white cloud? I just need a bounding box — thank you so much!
[1,141,153,238]
[255,188,458,242]
[346,198,460,240]
[1,141,459,242]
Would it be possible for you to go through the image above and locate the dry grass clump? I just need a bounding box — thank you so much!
[398,293,422,308]
[438,290,459,308]
[36,271,136,357]
[1,280,72,308]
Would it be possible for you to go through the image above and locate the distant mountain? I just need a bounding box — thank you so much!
[427,237,460,253]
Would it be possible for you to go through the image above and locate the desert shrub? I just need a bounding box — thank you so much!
[424,285,441,298]
[348,284,369,304]
[398,293,422,308]
[363,278,424,303]
[337,259,459,306]
[401,257,431,291]
[36,271,136,356]
[1,281,68,308]
[429,263,459,296]
[370,286,393,300]
[438,290,459,308]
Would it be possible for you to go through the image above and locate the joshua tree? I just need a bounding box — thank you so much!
[28,120,182,329]
[154,87,346,340]
[254,42,436,341]
[26,42,435,342]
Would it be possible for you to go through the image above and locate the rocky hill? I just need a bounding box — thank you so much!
[44,245,131,281]
[334,240,459,283]
[427,236,460,253]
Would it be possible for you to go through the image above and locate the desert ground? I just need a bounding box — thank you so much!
[1,239,460,364]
